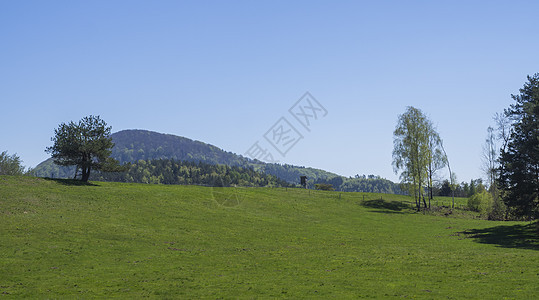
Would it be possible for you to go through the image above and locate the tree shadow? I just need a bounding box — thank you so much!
[42,177,99,186]
[460,223,538,251]
[361,199,411,212]
[368,210,405,214]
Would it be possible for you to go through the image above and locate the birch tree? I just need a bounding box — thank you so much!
[393,107,447,210]
[392,107,430,210]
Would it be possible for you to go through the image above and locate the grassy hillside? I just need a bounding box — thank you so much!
[1,176,537,298]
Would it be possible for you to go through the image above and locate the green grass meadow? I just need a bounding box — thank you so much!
[1,176,537,298]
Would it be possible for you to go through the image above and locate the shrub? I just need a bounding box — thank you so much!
[468,191,493,216]
[0,151,25,175]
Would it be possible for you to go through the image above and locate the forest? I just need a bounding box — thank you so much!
[91,159,290,187]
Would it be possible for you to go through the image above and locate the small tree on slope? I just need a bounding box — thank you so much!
[46,115,123,182]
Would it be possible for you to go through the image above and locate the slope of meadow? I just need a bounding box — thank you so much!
[0,176,537,298]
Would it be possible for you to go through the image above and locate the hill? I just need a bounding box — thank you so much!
[32,129,248,178]
[33,129,335,180]
[1,176,537,298]
[33,129,403,193]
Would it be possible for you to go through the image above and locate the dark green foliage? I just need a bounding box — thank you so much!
[91,159,290,187]
[0,151,25,175]
[110,129,248,166]
[498,74,539,220]
[438,179,485,198]
[439,180,452,197]
[260,163,339,183]
[338,176,405,194]
[45,116,123,182]
[110,130,342,185]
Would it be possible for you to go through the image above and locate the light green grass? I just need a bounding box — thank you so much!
[0,176,537,298]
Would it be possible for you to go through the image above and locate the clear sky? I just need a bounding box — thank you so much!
[1,0,538,184]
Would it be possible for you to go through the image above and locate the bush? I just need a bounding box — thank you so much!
[468,191,493,216]
[488,189,507,220]
[0,151,25,175]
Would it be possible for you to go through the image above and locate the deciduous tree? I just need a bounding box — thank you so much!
[393,107,430,210]
[393,107,448,210]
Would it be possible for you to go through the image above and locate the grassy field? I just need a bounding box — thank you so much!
[1,176,537,298]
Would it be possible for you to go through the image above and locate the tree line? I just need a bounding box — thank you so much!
[262,164,405,194]
[90,159,290,187]
[316,175,405,194]
[438,179,486,198]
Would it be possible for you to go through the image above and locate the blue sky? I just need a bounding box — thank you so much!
[1,1,538,183]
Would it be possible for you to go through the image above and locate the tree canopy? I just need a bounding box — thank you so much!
[497,74,539,220]
[393,106,446,210]
[46,115,123,182]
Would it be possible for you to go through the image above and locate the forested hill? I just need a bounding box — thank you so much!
[110,130,247,166]
[32,129,403,194]
[33,129,247,178]
[33,129,336,181]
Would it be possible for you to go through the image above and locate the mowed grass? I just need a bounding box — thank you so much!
[0,176,537,298]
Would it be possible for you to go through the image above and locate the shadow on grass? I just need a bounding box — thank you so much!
[461,223,538,251]
[361,199,410,213]
[42,177,99,186]
[368,210,405,214]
